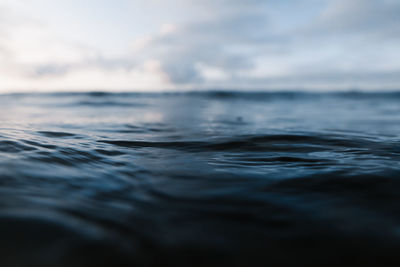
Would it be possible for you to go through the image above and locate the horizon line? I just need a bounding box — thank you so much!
[2,88,400,96]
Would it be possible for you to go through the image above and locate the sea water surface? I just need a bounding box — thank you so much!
[1,92,400,266]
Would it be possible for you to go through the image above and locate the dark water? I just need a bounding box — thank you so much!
[1,91,400,266]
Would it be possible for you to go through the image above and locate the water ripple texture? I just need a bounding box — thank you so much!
[1,92,400,266]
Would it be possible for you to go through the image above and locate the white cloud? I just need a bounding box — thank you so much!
[0,2,172,92]
[125,0,400,90]
[0,0,399,92]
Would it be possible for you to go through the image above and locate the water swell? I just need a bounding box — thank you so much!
[98,133,399,156]
[1,92,400,266]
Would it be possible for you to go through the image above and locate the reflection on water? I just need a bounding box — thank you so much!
[1,92,400,266]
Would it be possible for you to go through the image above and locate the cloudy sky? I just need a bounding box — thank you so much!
[0,0,399,92]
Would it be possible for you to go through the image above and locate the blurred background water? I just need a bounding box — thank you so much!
[1,92,400,266]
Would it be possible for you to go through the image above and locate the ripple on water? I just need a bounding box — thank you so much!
[38,131,78,138]
[1,92,400,266]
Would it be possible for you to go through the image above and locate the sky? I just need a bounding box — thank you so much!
[0,0,399,92]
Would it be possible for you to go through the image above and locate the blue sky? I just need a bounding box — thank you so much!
[0,0,399,92]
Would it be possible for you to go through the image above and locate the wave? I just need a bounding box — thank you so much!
[1,92,400,266]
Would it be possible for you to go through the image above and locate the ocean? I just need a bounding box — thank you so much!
[1,91,400,266]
